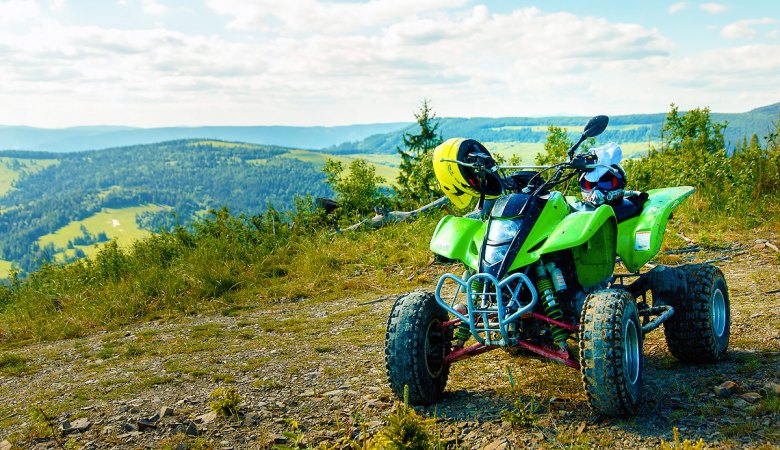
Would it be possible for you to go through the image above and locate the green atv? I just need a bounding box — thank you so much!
[385,115,730,416]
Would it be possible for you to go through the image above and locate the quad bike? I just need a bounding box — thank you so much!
[385,115,730,416]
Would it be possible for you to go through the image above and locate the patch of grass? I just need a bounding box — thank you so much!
[314,346,335,353]
[371,399,443,449]
[158,435,216,450]
[0,353,28,376]
[123,343,145,358]
[253,378,284,390]
[164,358,213,378]
[501,398,541,429]
[719,421,757,438]
[754,395,780,415]
[211,373,235,383]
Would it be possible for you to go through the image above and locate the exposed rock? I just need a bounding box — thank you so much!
[765,382,780,396]
[714,381,739,397]
[172,421,199,436]
[0,440,12,450]
[271,434,288,445]
[739,392,762,403]
[62,418,92,434]
[137,418,158,431]
[483,438,509,450]
[242,411,262,427]
[196,411,218,425]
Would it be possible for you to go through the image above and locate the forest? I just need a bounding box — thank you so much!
[0,140,332,273]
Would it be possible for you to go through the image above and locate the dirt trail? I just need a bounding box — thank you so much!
[0,239,778,449]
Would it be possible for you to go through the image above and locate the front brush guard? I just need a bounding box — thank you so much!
[435,272,538,346]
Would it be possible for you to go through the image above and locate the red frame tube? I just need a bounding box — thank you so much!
[531,313,579,332]
[444,341,580,369]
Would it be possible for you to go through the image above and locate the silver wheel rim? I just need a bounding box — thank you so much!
[712,288,727,338]
[624,320,640,385]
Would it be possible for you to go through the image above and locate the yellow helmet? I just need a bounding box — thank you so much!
[432,138,502,209]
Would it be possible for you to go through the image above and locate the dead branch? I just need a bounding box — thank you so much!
[339,196,450,232]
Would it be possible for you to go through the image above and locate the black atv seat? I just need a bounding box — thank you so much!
[612,192,649,223]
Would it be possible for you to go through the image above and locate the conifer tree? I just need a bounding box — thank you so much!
[395,99,443,208]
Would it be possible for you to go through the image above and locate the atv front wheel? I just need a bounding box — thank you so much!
[579,289,643,417]
[385,292,451,405]
[663,264,730,363]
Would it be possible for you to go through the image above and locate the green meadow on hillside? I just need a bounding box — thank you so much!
[0,157,58,196]
[281,149,399,186]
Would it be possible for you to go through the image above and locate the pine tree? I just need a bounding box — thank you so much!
[395,99,444,208]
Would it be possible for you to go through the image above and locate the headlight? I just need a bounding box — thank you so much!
[484,244,510,265]
[487,219,519,245]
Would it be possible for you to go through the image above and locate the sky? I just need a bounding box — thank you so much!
[0,0,779,128]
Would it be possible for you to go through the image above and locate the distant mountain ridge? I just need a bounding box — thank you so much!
[0,123,412,152]
[1,102,777,153]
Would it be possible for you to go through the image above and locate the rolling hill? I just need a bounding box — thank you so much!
[0,140,344,274]
[326,102,780,155]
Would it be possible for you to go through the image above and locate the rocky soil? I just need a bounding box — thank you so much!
[0,236,778,449]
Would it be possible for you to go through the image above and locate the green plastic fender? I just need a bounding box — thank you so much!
[510,204,617,287]
[617,186,695,272]
[429,215,485,270]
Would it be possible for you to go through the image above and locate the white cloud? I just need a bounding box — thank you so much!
[699,2,727,14]
[142,0,167,15]
[49,0,65,11]
[0,0,41,24]
[669,2,687,14]
[0,1,777,127]
[207,0,469,33]
[721,18,776,39]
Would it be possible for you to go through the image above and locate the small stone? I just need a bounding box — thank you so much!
[123,422,138,432]
[137,418,158,431]
[63,418,91,434]
[242,411,261,426]
[196,411,218,424]
[576,421,587,434]
[733,398,750,409]
[0,440,12,450]
[176,421,199,436]
[483,438,508,450]
[272,434,288,445]
[765,382,780,396]
[323,389,343,397]
[740,392,762,403]
[300,390,315,397]
[714,381,739,397]
[161,406,175,417]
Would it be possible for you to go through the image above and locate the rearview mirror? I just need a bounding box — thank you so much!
[583,115,609,138]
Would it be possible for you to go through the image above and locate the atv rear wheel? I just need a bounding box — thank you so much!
[579,289,643,417]
[385,292,451,405]
[663,264,730,363]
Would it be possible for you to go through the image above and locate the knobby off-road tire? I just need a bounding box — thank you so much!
[663,264,730,363]
[385,292,451,405]
[579,289,643,417]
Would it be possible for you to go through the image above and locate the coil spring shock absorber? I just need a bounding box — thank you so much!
[453,278,484,346]
[535,263,569,348]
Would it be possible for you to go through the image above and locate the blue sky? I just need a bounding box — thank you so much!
[0,0,778,127]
